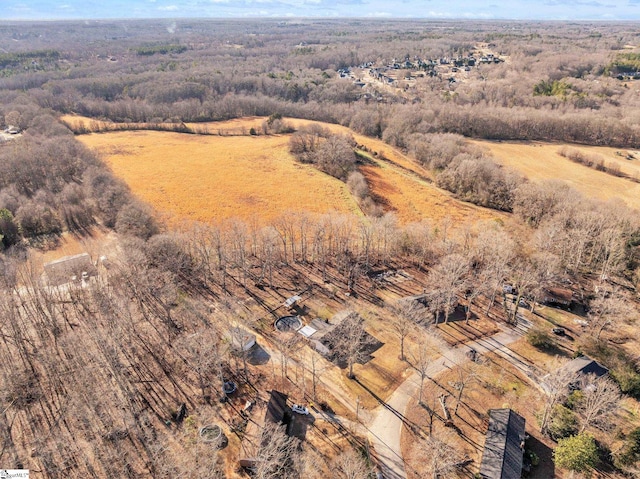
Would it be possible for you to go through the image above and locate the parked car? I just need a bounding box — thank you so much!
[291,404,310,415]
[552,327,566,336]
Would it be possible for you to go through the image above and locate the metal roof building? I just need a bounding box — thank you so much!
[479,409,526,479]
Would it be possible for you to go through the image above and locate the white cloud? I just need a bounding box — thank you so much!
[158,5,179,10]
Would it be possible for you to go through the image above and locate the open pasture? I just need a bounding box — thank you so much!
[475,140,640,209]
[75,116,502,226]
[80,130,361,225]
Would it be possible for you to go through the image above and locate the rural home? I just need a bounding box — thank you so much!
[559,355,609,388]
[43,253,96,286]
[542,287,574,307]
[479,409,526,479]
[561,355,609,378]
[542,355,609,393]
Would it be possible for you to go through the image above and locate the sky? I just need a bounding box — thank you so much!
[2,0,640,21]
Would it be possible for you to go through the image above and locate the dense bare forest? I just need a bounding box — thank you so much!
[1,18,640,479]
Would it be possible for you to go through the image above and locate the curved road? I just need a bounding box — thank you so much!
[367,326,530,479]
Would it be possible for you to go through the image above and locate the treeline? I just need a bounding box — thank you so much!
[0,49,60,68]
[556,146,639,182]
[1,20,639,147]
[0,108,157,250]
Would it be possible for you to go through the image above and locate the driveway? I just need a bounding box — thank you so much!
[367,326,528,479]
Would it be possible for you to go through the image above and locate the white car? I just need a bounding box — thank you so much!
[291,404,310,415]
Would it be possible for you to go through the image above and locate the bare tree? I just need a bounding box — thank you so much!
[576,374,621,433]
[176,329,223,402]
[334,311,369,379]
[253,423,299,479]
[526,252,561,315]
[540,367,579,436]
[588,285,634,341]
[390,298,428,361]
[427,253,469,323]
[308,349,329,402]
[331,449,373,479]
[453,362,478,417]
[410,330,444,406]
[412,428,464,479]
[504,251,558,324]
[275,333,302,384]
[473,226,515,316]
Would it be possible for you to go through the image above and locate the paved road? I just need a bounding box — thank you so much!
[255,321,533,479]
[367,326,529,479]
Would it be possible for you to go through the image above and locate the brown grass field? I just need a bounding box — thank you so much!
[65,115,640,214]
[79,130,361,226]
[71,115,502,226]
[474,140,640,210]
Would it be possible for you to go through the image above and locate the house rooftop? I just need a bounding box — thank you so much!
[43,252,96,286]
[265,390,289,425]
[561,355,609,378]
[479,409,526,479]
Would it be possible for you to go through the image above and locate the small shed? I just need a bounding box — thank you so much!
[479,409,526,479]
[230,327,256,352]
[298,325,317,338]
[44,253,96,286]
[283,295,301,308]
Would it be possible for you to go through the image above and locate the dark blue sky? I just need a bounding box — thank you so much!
[3,0,640,20]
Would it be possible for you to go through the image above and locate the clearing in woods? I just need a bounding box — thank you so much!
[474,140,640,210]
[73,116,502,226]
[79,130,361,225]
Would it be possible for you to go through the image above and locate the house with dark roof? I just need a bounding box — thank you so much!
[479,409,526,479]
[561,355,609,378]
[265,390,289,425]
[541,355,609,394]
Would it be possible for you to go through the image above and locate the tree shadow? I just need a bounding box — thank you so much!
[287,412,315,440]
[524,434,555,479]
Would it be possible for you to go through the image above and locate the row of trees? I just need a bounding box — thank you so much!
[3,20,640,148]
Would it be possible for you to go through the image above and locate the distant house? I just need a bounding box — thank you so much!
[542,287,573,306]
[43,253,96,286]
[560,355,609,379]
[479,409,526,479]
